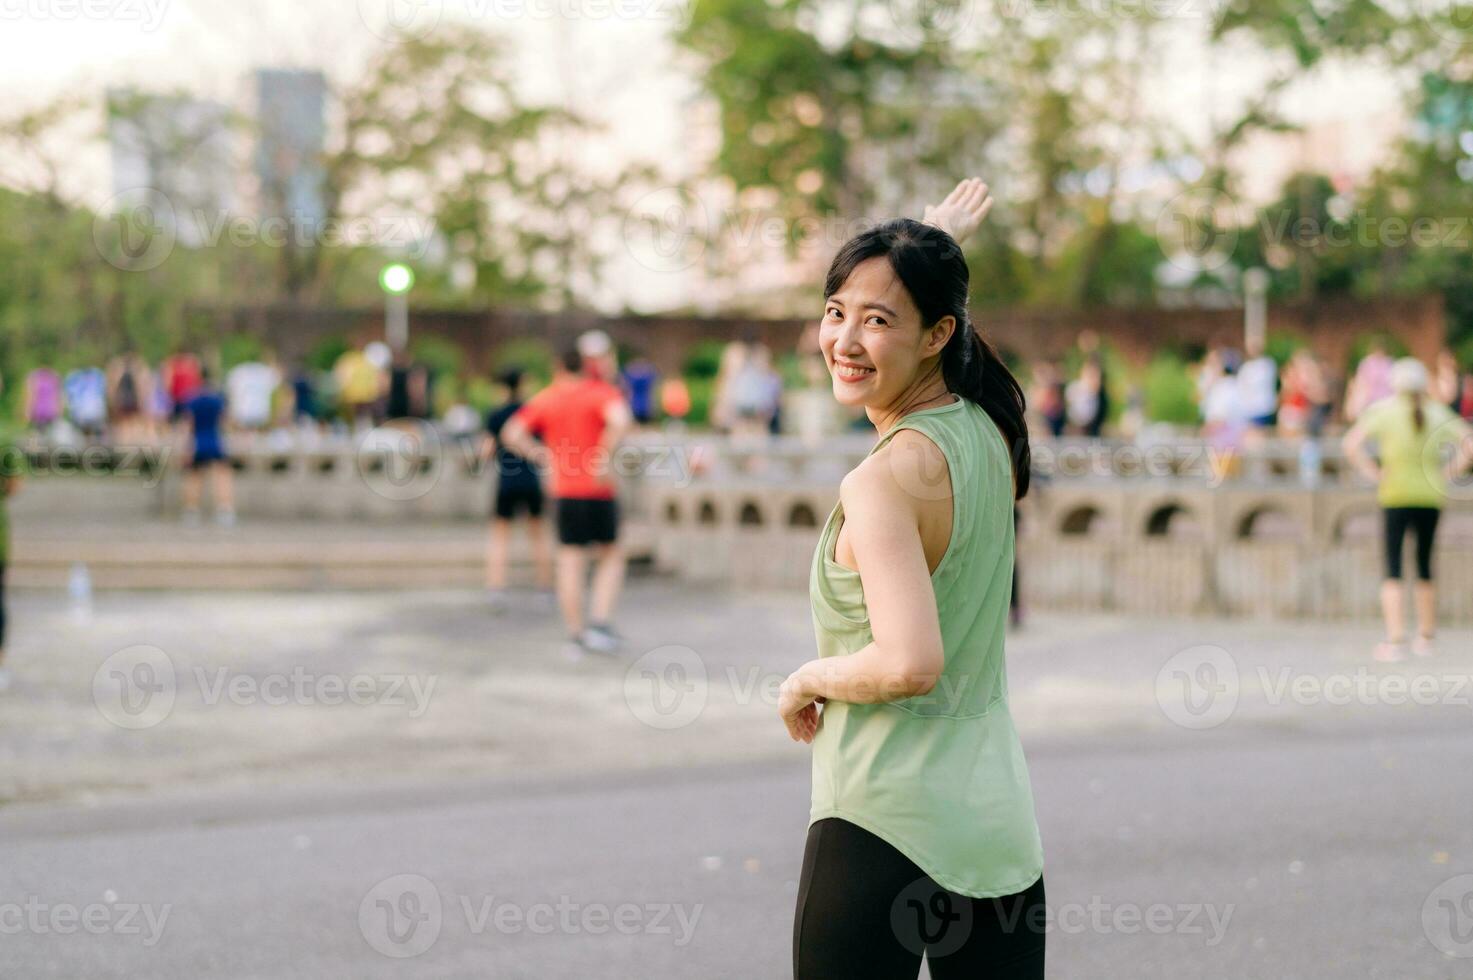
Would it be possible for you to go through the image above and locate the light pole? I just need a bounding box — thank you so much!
[379,262,415,352]
[1243,266,1268,353]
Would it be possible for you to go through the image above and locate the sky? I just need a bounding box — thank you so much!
[0,0,1411,310]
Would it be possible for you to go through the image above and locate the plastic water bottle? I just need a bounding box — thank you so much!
[68,562,93,623]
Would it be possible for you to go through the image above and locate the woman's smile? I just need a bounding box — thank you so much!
[833,359,876,383]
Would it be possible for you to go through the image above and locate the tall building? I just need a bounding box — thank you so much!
[106,88,236,248]
[254,68,328,229]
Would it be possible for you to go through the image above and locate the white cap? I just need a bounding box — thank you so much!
[1391,357,1428,394]
[577,330,612,358]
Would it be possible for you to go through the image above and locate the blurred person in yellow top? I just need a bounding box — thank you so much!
[1342,357,1473,661]
[334,346,384,430]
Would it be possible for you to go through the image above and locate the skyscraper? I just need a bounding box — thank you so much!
[254,68,328,230]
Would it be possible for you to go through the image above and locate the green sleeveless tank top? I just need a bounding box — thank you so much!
[808,394,1044,898]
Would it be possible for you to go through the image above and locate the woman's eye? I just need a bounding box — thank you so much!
[866,316,886,327]
[825,307,841,319]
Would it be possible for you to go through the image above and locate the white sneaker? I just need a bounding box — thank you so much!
[561,637,586,662]
[578,626,620,655]
[1412,635,1436,658]
[0,667,12,693]
[1372,641,1407,663]
[215,509,237,528]
[486,589,509,614]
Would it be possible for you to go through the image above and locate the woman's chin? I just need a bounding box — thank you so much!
[829,378,871,407]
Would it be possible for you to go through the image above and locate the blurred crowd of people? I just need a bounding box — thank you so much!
[19,341,438,448]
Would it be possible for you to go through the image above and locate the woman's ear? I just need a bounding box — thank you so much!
[926,316,957,357]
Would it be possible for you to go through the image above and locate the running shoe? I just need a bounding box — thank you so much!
[1372,641,1407,663]
[215,509,237,528]
[561,637,586,662]
[486,589,509,614]
[578,626,621,655]
[1412,634,1436,658]
[0,667,11,693]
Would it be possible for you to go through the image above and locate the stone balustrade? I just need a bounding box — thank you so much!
[11,432,1472,622]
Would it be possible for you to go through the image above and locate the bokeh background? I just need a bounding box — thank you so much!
[2,1,1473,977]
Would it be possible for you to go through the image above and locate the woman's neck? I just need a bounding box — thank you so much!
[867,368,954,436]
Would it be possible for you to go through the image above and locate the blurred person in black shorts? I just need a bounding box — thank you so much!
[501,339,633,658]
[482,369,553,608]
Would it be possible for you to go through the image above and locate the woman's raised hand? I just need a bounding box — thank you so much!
[921,178,994,245]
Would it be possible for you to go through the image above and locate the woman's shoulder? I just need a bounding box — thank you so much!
[843,428,951,513]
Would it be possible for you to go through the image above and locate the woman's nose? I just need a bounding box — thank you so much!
[832,320,864,356]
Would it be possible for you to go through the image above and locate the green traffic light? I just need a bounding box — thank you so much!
[379,263,415,295]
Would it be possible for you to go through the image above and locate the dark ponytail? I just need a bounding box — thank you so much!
[824,218,1032,499]
[1412,391,1425,433]
[941,315,1031,499]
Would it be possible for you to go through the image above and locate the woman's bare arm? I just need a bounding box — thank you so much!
[779,441,948,741]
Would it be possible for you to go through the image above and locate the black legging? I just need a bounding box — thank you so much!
[1383,507,1440,581]
[793,817,1046,979]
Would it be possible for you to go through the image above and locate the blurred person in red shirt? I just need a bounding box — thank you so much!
[501,339,633,658]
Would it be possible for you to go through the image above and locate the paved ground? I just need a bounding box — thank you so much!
[1,585,1471,977]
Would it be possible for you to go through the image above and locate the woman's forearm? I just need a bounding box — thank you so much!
[791,644,938,705]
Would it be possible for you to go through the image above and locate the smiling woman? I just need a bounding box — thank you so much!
[781,180,1047,979]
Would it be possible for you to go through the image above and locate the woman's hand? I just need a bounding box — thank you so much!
[922,178,994,245]
[779,670,824,744]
